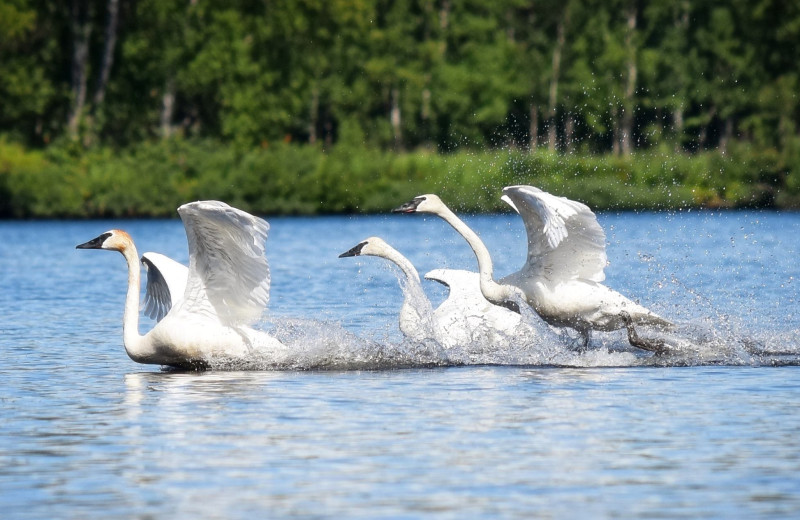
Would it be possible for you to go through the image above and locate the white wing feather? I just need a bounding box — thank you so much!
[177,201,271,325]
[425,268,524,337]
[501,185,607,282]
[141,252,189,322]
[424,268,484,303]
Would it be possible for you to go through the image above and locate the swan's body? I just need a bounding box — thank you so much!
[393,187,671,349]
[339,237,525,347]
[77,201,285,369]
[424,268,527,343]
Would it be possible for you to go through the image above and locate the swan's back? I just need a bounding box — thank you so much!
[424,268,484,305]
[425,268,523,334]
[177,201,271,325]
[502,185,607,283]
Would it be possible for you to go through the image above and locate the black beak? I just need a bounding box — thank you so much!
[339,241,367,258]
[392,197,423,213]
[76,232,110,250]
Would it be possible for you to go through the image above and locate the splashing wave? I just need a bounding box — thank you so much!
[198,314,800,371]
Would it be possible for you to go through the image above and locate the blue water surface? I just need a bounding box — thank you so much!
[1,210,799,518]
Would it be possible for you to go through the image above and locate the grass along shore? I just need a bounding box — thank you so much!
[1,138,797,219]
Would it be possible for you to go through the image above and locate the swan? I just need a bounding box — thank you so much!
[338,237,526,348]
[393,187,672,350]
[76,200,285,369]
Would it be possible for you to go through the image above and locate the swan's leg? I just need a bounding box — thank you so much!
[579,328,592,351]
[625,321,669,355]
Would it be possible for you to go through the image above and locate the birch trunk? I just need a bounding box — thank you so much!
[92,0,119,109]
[67,0,92,138]
[620,3,637,156]
[546,17,565,152]
[529,105,539,150]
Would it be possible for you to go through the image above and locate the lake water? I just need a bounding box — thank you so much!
[1,210,800,518]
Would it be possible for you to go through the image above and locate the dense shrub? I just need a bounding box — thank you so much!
[0,138,792,218]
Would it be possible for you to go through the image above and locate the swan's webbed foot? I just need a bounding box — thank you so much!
[620,312,670,355]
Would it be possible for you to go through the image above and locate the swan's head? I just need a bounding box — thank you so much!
[76,229,133,253]
[338,237,390,258]
[392,194,443,214]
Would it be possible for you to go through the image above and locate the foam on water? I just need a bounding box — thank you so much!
[199,309,800,372]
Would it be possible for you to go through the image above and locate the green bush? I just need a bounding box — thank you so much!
[0,137,795,218]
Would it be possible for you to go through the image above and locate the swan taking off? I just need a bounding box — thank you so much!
[393,187,672,350]
[76,201,285,369]
[338,237,526,349]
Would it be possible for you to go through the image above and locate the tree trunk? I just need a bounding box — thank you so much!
[421,86,432,147]
[564,113,575,154]
[529,104,539,150]
[309,85,319,145]
[160,78,175,139]
[67,0,92,138]
[673,104,684,152]
[621,2,637,156]
[719,116,733,155]
[546,16,566,152]
[391,87,403,151]
[323,111,333,149]
[612,106,621,156]
[699,105,716,150]
[439,0,450,56]
[92,0,119,109]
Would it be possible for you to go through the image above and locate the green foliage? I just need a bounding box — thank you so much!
[2,0,794,156]
[1,139,795,218]
[1,0,799,215]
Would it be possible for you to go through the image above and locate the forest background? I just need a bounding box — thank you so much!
[1,0,798,217]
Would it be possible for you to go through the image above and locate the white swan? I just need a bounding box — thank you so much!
[77,200,285,369]
[338,237,526,348]
[393,187,672,350]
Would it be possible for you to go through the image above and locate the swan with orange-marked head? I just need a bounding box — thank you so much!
[338,236,529,348]
[393,186,672,350]
[76,201,286,369]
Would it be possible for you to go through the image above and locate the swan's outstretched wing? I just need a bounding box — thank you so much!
[141,252,188,322]
[501,185,607,282]
[426,268,524,338]
[424,268,483,304]
[178,201,271,325]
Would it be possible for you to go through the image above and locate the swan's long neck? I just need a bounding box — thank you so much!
[378,246,432,341]
[381,247,421,285]
[120,243,147,360]
[434,204,520,308]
